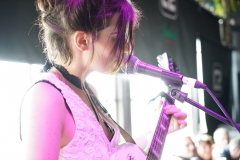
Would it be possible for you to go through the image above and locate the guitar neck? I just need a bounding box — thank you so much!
[146,100,171,160]
[147,53,181,160]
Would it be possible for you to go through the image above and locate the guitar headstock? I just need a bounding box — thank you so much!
[157,52,180,74]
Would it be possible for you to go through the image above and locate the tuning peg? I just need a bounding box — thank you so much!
[175,66,180,73]
[168,58,173,64]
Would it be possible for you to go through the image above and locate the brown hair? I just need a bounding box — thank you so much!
[36,0,141,73]
[195,134,214,146]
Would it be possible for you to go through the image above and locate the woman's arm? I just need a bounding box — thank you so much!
[134,133,150,151]
[21,82,66,160]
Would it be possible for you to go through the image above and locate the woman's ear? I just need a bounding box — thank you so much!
[73,31,90,51]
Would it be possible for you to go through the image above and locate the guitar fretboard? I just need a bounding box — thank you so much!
[146,100,171,160]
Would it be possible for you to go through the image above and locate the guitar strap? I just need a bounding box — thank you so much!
[115,121,136,144]
[86,84,136,144]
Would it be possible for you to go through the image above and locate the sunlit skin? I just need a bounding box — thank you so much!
[219,132,230,147]
[230,146,240,160]
[197,141,212,160]
[179,136,197,158]
[229,136,240,160]
[212,128,230,159]
[164,103,187,133]
[213,128,229,148]
[22,12,188,159]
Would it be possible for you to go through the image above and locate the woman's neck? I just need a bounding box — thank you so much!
[57,61,90,82]
[50,64,85,90]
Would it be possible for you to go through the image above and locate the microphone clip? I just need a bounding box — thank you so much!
[148,91,174,105]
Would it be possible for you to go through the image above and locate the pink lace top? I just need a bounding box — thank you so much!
[38,73,120,160]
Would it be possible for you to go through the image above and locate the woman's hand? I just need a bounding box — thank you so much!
[165,104,187,133]
[159,101,187,134]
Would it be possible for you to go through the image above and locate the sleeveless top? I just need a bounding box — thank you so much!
[36,73,120,160]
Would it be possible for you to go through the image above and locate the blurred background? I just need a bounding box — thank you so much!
[0,0,240,159]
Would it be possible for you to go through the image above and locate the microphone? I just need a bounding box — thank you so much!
[121,55,206,89]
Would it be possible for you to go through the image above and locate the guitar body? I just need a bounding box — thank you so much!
[110,142,147,160]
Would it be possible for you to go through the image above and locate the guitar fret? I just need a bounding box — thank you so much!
[164,114,169,120]
[150,152,155,160]
[159,127,164,140]
[148,112,169,159]
[152,141,163,157]
[159,147,163,158]
[160,124,166,131]
[153,143,162,157]
[147,151,153,160]
[163,114,170,127]
[155,136,163,145]
[152,148,159,158]
[149,130,164,160]
[148,150,159,160]
[153,142,156,152]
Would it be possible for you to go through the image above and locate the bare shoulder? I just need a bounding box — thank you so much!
[21,82,66,159]
[21,81,66,121]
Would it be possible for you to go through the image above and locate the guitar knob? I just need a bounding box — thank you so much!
[168,58,173,64]
[176,67,180,73]
[168,58,173,71]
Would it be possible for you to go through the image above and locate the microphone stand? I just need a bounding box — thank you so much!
[165,88,240,132]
